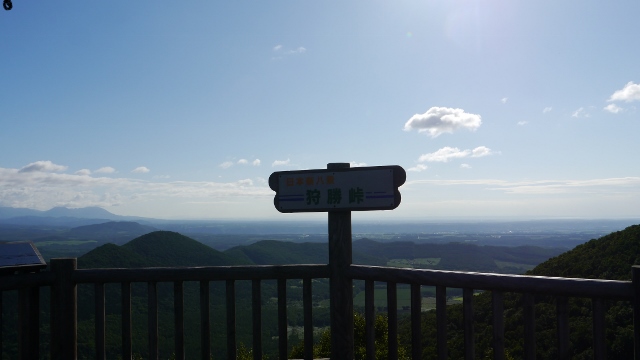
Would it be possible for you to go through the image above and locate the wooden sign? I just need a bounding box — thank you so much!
[269,165,406,213]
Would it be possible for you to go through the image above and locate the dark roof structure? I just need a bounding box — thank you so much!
[0,241,46,271]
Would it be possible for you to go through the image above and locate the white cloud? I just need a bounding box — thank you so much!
[418,146,496,163]
[237,159,248,165]
[408,164,428,172]
[132,166,150,174]
[543,107,553,114]
[19,161,67,173]
[460,164,472,169]
[608,81,640,102]
[406,177,640,195]
[403,107,482,137]
[272,45,306,59]
[75,169,91,176]
[288,47,306,54]
[471,146,495,158]
[0,163,272,211]
[604,103,623,114]
[418,147,471,162]
[219,161,233,169]
[517,121,528,126]
[571,107,590,118]
[252,159,261,166]
[272,159,291,167]
[501,97,508,104]
[349,162,367,167]
[95,167,116,174]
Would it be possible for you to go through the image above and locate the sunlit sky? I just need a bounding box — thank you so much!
[1,1,639,221]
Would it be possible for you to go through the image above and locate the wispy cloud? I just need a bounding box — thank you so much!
[571,107,590,118]
[543,107,552,114]
[604,103,623,114]
[252,159,261,166]
[407,164,428,172]
[95,167,116,174]
[287,47,306,54]
[460,164,472,169]
[501,97,508,104]
[237,159,248,165]
[404,107,482,138]
[350,162,367,167]
[406,177,640,195]
[132,166,150,174]
[19,161,67,173]
[219,161,234,169]
[272,45,307,60]
[272,159,291,167]
[517,121,528,126]
[418,146,496,163]
[608,81,640,102]
[75,169,91,176]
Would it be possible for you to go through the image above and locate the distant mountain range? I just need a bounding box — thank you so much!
[0,206,123,219]
[0,206,147,227]
[1,206,637,235]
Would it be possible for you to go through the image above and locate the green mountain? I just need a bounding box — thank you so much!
[528,224,640,280]
[399,224,640,359]
[78,243,150,268]
[78,230,248,268]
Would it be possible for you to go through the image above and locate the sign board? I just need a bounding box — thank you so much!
[269,165,406,213]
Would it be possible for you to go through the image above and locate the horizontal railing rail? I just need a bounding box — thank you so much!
[349,265,634,300]
[72,264,330,283]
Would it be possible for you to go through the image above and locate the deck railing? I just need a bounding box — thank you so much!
[2,256,640,359]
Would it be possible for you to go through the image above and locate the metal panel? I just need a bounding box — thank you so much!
[0,242,46,269]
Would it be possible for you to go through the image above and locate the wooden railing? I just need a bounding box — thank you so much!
[2,258,640,359]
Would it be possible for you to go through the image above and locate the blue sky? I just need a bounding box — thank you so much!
[1,1,639,221]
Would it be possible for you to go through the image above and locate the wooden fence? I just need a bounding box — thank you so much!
[2,255,640,359]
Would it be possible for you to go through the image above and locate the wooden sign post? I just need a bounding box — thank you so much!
[270,163,406,359]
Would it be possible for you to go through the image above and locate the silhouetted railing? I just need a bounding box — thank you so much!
[1,258,640,359]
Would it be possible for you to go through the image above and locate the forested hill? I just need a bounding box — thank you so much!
[528,224,640,280]
[400,224,640,359]
[78,231,245,268]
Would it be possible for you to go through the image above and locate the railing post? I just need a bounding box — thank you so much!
[50,258,77,360]
[18,271,40,360]
[633,266,640,360]
[523,293,535,360]
[328,162,354,360]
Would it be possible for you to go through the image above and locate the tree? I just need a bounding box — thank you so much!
[290,312,409,360]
